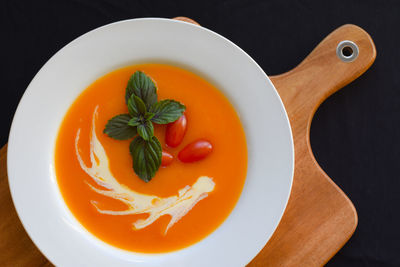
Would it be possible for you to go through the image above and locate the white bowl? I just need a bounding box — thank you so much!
[7,18,294,267]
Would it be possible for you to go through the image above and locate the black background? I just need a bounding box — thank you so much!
[1,1,399,266]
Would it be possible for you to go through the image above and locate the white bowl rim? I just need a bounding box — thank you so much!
[7,17,294,267]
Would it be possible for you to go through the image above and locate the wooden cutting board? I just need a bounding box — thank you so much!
[0,17,376,266]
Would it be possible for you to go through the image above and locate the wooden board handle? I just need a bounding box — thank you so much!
[270,24,376,122]
[248,25,376,266]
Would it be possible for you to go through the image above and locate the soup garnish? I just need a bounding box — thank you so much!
[104,71,186,182]
[165,114,187,147]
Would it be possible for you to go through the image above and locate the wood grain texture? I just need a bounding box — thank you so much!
[0,19,376,266]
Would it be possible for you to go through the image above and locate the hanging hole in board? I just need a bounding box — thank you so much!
[342,46,353,57]
[336,41,359,62]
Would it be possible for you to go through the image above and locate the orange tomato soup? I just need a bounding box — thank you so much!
[55,64,247,253]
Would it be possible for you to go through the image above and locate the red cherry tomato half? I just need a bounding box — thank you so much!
[178,140,213,163]
[161,151,174,167]
[165,114,187,147]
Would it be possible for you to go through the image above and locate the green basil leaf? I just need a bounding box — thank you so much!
[103,114,136,140]
[129,136,162,182]
[144,112,155,120]
[149,100,186,124]
[128,95,147,117]
[128,117,141,127]
[134,95,147,115]
[127,97,138,117]
[137,120,154,141]
[125,71,158,108]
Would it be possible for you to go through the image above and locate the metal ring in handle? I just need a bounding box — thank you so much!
[336,40,359,62]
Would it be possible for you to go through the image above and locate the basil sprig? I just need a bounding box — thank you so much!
[104,71,185,182]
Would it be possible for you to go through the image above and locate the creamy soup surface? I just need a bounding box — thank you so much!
[55,64,248,253]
